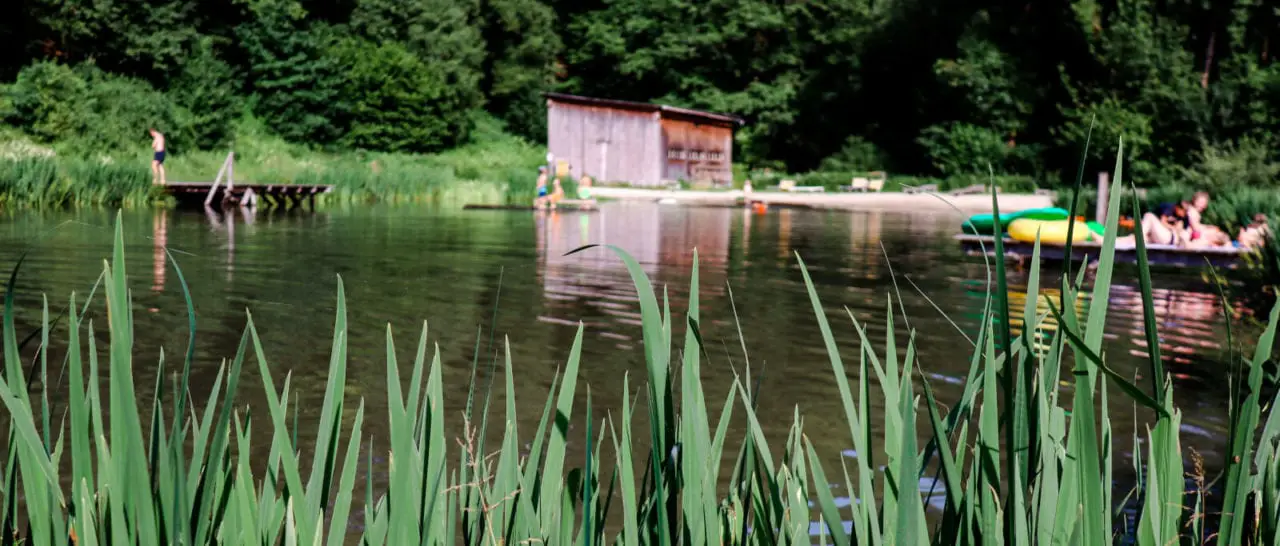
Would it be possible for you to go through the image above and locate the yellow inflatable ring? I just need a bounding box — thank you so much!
[1007,218,1093,245]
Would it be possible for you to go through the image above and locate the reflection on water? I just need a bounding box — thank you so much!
[0,202,1252,535]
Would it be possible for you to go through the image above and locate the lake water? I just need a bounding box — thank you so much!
[0,202,1249,529]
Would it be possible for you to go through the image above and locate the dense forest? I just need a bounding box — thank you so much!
[2,0,1279,187]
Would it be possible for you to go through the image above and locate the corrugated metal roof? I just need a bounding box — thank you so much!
[544,92,744,126]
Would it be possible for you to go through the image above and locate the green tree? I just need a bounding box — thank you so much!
[332,38,458,153]
[170,38,239,150]
[237,0,347,144]
[350,0,485,145]
[480,0,561,141]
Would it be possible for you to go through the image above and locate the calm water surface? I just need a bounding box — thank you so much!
[0,202,1248,531]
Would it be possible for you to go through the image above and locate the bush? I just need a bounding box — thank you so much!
[169,38,239,151]
[4,61,182,153]
[1178,137,1280,192]
[943,174,1037,193]
[917,122,1012,176]
[332,38,462,154]
[818,135,889,172]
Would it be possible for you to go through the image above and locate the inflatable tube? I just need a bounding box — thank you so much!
[1086,221,1105,237]
[1007,218,1094,245]
[961,207,1071,234]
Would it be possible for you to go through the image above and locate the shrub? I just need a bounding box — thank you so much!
[332,38,461,154]
[4,61,182,153]
[1177,137,1280,192]
[169,38,239,151]
[818,135,889,172]
[917,122,1012,176]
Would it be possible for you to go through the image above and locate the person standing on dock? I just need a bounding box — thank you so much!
[149,128,167,185]
[534,166,549,209]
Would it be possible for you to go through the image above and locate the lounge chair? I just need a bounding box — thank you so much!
[903,183,939,194]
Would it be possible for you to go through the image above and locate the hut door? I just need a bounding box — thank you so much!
[596,138,609,181]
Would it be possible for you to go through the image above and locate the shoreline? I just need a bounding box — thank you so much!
[590,187,1055,213]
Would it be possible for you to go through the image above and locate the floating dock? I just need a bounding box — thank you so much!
[164,181,333,210]
[464,200,599,212]
[160,151,332,210]
[954,234,1244,269]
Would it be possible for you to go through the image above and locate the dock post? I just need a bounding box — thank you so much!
[1095,171,1110,224]
[204,151,233,207]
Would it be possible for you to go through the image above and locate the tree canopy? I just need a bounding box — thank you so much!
[1,0,1278,186]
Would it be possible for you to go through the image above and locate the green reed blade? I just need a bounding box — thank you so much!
[1127,187,1165,399]
[1220,300,1280,544]
[246,314,313,539]
[580,390,594,546]
[305,275,349,522]
[1062,115,1095,281]
[1084,138,1125,357]
[540,324,584,537]
[325,400,364,546]
[804,436,851,546]
[921,373,963,514]
[1045,299,1169,417]
[609,377,639,546]
[892,373,924,546]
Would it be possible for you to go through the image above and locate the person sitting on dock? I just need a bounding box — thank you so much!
[149,128,166,185]
[1238,214,1271,250]
[577,174,594,200]
[534,166,549,209]
[549,178,565,210]
[1117,202,1189,248]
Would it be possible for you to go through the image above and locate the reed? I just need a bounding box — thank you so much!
[0,157,157,208]
[1,143,1279,545]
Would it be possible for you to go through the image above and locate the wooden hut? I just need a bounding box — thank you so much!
[545,92,743,187]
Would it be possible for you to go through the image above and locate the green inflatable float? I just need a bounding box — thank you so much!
[961,207,1071,235]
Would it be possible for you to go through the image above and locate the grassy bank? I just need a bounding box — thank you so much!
[0,116,546,208]
[2,147,1280,544]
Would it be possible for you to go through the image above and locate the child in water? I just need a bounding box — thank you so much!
[550,178,565,209]
[534,166,549,209]
[577,174,594,200]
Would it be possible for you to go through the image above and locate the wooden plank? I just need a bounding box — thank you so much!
[954,234,1243,269]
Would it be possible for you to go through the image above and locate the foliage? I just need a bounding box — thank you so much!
[3,0,1280,180]
[237,0,347,145]
[168,37,239,151]
[331,39,459,153]
[3,61,183,153]
[349,0,485,147]
[4,173,1280,543]
[0,156,157,207]
[917,123,1016,176]
[480,0,562,141]
[1177,137,1280,192]
[817,135,890,173]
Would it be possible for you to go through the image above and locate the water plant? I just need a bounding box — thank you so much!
[0,142,1277,545]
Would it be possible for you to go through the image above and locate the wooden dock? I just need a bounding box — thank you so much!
[954,234,1244,269]
[164,181,333,210]
[161,151,332,210]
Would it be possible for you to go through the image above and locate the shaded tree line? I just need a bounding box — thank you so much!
[1,0,1279,186]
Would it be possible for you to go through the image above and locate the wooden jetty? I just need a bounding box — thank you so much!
[464,199,599,212]
[954,234,1244,269]
[162,152,333,210]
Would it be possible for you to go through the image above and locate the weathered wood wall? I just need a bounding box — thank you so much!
[659,117,734,186]
[547,100,663,186]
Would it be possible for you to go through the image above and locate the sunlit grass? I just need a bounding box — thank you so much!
[0,141,1278,545]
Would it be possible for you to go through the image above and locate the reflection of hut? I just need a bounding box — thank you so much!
[545,92,744,187]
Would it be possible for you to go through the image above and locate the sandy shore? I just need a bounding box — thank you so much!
[590,187,1055,213]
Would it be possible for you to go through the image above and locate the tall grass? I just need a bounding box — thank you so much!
[1,144,1279,545]
[0,157,158,208]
